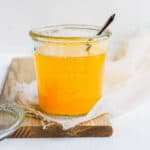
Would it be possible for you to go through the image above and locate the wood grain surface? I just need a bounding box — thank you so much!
[11,113,112,137]
[1,58,113,137]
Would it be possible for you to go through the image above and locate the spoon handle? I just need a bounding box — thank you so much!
[86,14,115,53]
[97,14,115,36]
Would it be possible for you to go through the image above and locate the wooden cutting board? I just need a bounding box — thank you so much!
[1,58,113,137]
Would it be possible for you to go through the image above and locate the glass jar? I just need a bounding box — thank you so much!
[30,25,111,116]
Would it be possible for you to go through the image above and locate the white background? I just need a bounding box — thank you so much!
[0,0,150,51]
[1,0,150,150]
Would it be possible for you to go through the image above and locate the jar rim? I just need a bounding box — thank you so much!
[29,24,111,43]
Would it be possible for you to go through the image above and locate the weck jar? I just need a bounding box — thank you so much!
[30,25,111,116]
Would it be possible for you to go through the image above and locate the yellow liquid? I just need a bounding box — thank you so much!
[34,52,106,115]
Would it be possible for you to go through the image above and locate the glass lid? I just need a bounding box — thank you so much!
[0,103,24,140]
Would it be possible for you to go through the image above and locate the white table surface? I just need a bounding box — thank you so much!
[0,48,150,150]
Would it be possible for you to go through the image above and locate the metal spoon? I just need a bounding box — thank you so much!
[86,13,115,52]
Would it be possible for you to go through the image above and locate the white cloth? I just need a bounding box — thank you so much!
[14,31,150,129]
